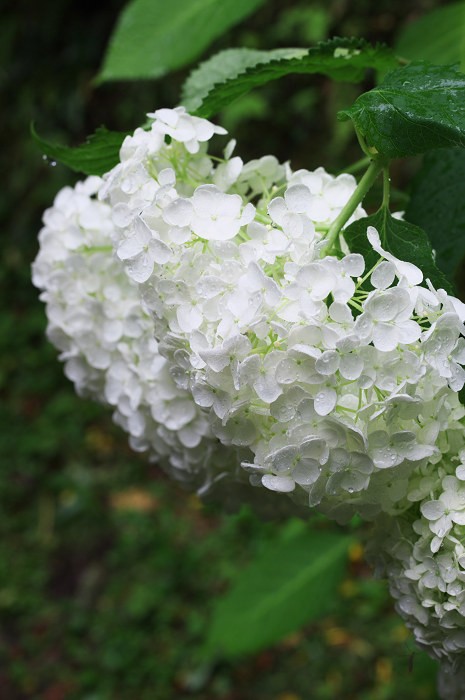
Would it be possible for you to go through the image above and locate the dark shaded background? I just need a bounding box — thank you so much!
[0,1,449,698]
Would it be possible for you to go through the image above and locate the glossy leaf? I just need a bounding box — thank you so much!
[31,124,127,176]
[395,2,465,70]
[97,0,267,83]
[205,525,351,658]
[344,206,454,295]
[406,148,465,287]
[184,38,398,118]
[338,62,465,158]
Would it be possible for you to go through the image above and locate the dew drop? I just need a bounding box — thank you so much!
[42,154,57,166]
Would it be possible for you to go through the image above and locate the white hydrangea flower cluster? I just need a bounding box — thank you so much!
[94,107,465,524]
[366,449,465,699]
[34,106,465,682]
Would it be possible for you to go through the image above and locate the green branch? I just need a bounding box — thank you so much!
[322,157,388,254]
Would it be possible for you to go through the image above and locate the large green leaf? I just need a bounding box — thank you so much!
[97,0,267,83]
[395,2,465,70]
[184,38,398,118]
[205,524,351,658]
[338,62,465,159]
[406,148,465,287]
[344,206,454,295]
[31,125,128,176]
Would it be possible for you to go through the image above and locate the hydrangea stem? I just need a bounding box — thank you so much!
[382,165,390,208]
[322,157,388,254]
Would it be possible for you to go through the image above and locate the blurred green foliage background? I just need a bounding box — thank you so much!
[1,0,454,697]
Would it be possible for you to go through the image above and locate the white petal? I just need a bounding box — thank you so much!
[314,386,337,416]
[395,260,423,285]
[150,238,172,264]
[366,292,399,322]
[341,253,365,277]
[315,350,340,375]
[372,323,399,352]
[271,445,298,472]
[240,202,256,225]
[293,459,320,485]
[420,500,444,521]
[262,474,295,492]
[329,302,353,324]
[301,438,329,463]
[284,185,312,213]
[267,197,287,225]
[163,198,193,227]
[117,236,142,261]
[177,305,203,332]
[339,353,363,380]
[126,254,154,283]
[397,320,421,345]
[254,373,282,403]
[371,261,395,289]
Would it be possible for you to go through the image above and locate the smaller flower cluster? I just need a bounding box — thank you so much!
[366,445,465,699]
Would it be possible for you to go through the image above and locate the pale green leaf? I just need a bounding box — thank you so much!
[395,2,465,71]
[205,527,351,658]
[97,0,268,83]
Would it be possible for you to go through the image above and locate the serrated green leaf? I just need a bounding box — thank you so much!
[97,0,268,83]
[185,38,398,119]
[31,124,128,176]
[344,206,455,295]
[338,62,465,158]
[395,2,465,70]
[182,47,308,113]
[406,148,465,288]
[205,528,351,659]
